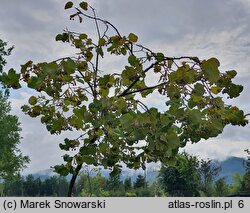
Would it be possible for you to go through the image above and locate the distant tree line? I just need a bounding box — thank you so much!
[1,175,68,197]
[1,152,249,197]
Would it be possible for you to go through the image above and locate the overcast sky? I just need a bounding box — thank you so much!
[1,0,250,174]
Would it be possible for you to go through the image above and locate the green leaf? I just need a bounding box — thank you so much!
[54,164,69,176]
[79,33,88,40]
[156,52,165,62]
[188,100,196,109]
[21,105,30,113]
[141,88,153,98]
[29,106,42,117]
[55,34,63,41]
[166,132,180,148]
[99,74,115,88]
[211,86,221,94]
[80,145,97,155]
[73,106,86,120]
[99,143,109,153]
[79,1,88,10]
[128,33,138,43]
[65,1,73,10]
[27,76,40,89]
[201,57,220,83]
[61,59,76,74]
[8,68,20,81]
[210,117,224,134]
[121,66,136,85]
[28,96,37,105]
[134,129,146,140]
[167,60,173,68]
[229,108,245,125]
[40,62,58,77]
[120,113,134,126]
[193,83,205,96]
[128,55,139,66]
[226,70,237,78]
[96,47,104,57]
[98,38,106,46]
[223,83,243,98]
[82,156,96,165]
[85,51,93,61]
[63,154,73,163]
[186,109,202,125]
[55,33,69,42]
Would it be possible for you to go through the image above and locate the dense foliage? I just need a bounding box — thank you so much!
[0,91,29,180]
[2,175,68,196]
[0,2,248,195]
[0,38,29,180]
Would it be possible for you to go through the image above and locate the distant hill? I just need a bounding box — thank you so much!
[216,157,246,183]
[31,157,247,184]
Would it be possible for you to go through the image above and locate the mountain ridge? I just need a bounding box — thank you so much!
[32,156,248,183]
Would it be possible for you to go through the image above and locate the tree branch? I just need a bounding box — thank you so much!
[75,8,122,38]
[118,82,165,97]
[118,62,157,97]
[91,7,101,98]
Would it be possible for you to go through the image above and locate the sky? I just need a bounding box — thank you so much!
[0,0,250,174]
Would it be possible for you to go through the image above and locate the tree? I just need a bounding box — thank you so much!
[214,178,229,196]
[3,174,24,196]
[54,176,69,196]
[133,174,151,196]
[199,159,221,196]
[134,174,147,189]
[23,174,38,196]
[124,177,132,191]
[0,90,29,180]
[88,174,109,197]
[0,2,248,196]
[76,169,109,197]
[0,91,29,180]
[0,38,29,180]
[229,173,244,195]
[106,173,124,196]
[241,150,250,195]
[158,152,200,196]
[241,171,250,194]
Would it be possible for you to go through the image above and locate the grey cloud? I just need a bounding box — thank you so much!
[0,0,65,33]
[95,0,247,43]
[183,139,249,161]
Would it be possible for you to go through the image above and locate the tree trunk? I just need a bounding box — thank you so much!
[67,163,83,197]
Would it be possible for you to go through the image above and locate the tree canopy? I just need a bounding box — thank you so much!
[0,90,29,180]
[0,2,248,196]
[0,38,29,180]
[158,152,201,196]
